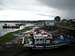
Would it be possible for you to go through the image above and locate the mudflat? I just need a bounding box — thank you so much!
[0,45,75,56]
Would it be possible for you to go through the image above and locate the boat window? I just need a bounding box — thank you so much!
[40,39,43,41]
[36,39,39,41]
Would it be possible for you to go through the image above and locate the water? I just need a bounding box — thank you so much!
[0,22,25,37]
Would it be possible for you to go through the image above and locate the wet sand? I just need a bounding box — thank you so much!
[0,45,75,56]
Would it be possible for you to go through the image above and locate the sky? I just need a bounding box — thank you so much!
[0,0,75,21]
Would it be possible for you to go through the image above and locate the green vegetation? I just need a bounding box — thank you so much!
[0,32,14,44]
[59,20,75,30]
[0,27,32,44]
[14,27,32,33]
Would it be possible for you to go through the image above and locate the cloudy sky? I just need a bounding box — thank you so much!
[0,0,74,21]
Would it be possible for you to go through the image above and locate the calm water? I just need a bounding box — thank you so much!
[0,22,25,37]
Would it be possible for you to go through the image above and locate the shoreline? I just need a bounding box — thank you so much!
[0,27,32,44]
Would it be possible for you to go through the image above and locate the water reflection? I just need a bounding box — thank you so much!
[0,22,25,37]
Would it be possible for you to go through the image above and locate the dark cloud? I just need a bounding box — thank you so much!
[38,0,75,10]
[38,0,75,18]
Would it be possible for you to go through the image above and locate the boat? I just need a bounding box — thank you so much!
[3,24,20,29]
[23,28,75,49]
